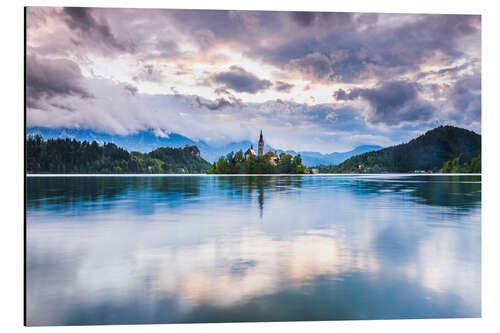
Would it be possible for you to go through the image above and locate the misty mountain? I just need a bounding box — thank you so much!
[27,127,199,153]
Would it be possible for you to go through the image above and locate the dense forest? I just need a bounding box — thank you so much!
[441,153,481,173]
[319,126,481,173]
[207,150,308,174]
[26,135,212,174]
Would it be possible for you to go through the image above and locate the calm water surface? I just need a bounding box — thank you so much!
[26,175,481,325]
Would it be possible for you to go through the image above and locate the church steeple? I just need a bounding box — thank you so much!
[258,129,264,156]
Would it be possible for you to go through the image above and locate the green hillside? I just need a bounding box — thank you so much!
[323,126,481,173]
[26,135,211,174]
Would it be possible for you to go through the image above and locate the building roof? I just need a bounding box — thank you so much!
[245,148,255,156]
[266,151,278,157]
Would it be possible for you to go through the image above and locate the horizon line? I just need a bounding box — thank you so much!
[26,173,482,177]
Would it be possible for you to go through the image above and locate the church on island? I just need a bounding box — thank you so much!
[244,130,279,166]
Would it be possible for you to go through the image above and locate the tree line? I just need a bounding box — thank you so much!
[441,154,481,173]
[26,135,212,174]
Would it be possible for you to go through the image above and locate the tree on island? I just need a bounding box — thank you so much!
[206,150,307,174]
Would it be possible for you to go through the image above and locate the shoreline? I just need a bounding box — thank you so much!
[26,173,482,177]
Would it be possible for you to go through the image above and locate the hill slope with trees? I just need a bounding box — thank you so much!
[26,135,211,174]
[320,126,481,173]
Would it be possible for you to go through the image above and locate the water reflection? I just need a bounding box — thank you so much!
[258,179,264,219]
[26,175,481,325]
[341,175,481,210]
[27,175,480,212]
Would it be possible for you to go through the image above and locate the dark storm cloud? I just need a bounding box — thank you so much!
[334,81,437,126]
[275,81,294,93]
[62,7,135,54]
[26,54,93,109]
[133,65,165,83]
[213,66,272,93]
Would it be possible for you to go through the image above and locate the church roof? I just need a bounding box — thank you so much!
[266,151,278,157]
[245,148,255,156]
[259,129,263,143]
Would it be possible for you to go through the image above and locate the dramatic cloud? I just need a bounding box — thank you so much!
[334,81,437,126]
[194,95,245,111]
[194,97,233,111]
[251,14,480,83]
[286,52,333,81]
[213,66,272,93]
[26,54,93,109]
[62,7,135,54]
[25,7,481,151]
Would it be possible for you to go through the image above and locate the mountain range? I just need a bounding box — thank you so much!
[26,127,382,167]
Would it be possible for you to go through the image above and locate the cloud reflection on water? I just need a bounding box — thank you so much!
[26,176,481,325]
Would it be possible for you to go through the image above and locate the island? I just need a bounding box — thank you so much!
[206,130,308,174]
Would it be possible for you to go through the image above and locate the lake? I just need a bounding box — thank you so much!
[25,175,481,325]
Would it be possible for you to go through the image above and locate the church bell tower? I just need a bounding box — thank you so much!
[258,130,264,156]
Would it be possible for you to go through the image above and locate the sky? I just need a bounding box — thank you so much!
[26,7,481,153]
